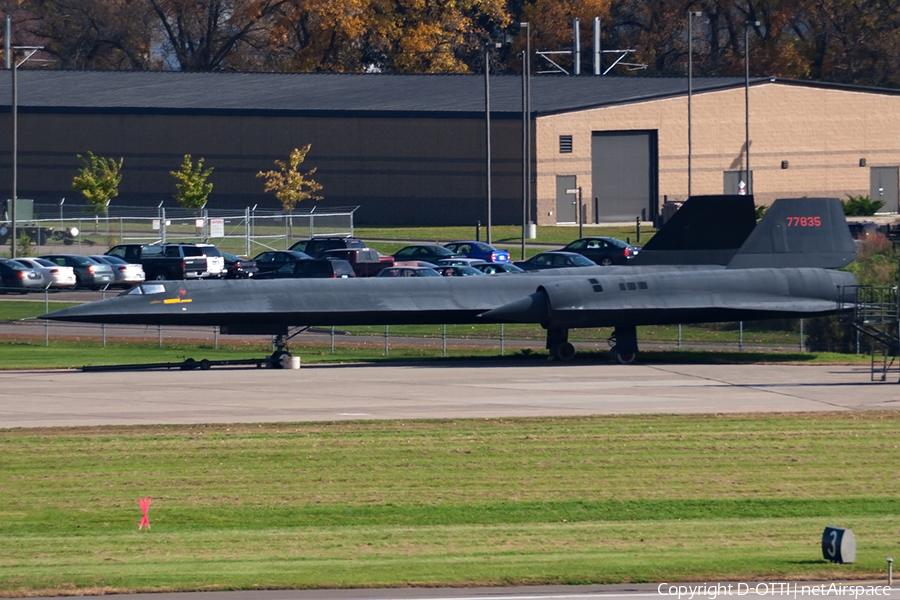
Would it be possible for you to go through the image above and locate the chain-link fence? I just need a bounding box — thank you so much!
[1,201,358,256]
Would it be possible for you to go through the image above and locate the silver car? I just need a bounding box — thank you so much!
[13,258,77,288]
[0,258,44,292]
[90,255,146,287]
[40,254,114,289]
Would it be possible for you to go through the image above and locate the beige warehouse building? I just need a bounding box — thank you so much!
[539,79,900,224]
[1,71,898,226]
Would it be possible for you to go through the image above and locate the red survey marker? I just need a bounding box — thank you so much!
[139,497,152,530]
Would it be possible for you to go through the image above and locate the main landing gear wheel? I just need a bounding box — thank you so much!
[608,325,639,365]
[610,346,636,365]
[550,342,576,361]
[269,349,291,369]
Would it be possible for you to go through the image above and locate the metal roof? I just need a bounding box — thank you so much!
[0,70,893,118]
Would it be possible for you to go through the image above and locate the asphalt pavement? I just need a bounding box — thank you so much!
[2,361,897,428]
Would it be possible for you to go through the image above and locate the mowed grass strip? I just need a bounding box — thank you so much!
[1,413,898,594]
[0,338,874,371]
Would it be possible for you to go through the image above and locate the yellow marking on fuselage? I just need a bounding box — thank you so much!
[162,298,192,304]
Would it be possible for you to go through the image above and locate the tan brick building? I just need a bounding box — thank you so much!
[539,79,900,224]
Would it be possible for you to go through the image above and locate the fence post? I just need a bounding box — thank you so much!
[101,287,107,348]
[500,324,505,356]
[158,325,162,349]
[245,206,251,257]
[677,324,682,350]
[738,321,744,351]
[799,319,804,352]
[44,287,50,347]
[383,325,389,356]
[442,324,447,357]
[331,326,335,355]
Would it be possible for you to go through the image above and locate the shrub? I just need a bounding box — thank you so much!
[842,194,884,216]
[845,234,899,286]
[16,231,33,257]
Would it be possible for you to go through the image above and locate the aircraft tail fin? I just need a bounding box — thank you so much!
[726,197,856,269]
[631,195,757,265]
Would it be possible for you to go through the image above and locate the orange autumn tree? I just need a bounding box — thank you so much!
[256,145,323,212]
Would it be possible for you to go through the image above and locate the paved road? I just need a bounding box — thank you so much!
[2,361,897,428]
[22,581,900,600]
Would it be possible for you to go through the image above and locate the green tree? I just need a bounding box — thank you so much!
[256,145,323,212]
[71,151,123,215]
[171,154,214,208]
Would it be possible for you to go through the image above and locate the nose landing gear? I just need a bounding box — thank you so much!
[268,332,300,368]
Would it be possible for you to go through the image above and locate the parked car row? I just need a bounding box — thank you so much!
[394,236,637,271]
[1,254,122,291]
[0,235,637,291]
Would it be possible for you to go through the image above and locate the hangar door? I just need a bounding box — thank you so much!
[870,167,899,213]
[591,131,658,222]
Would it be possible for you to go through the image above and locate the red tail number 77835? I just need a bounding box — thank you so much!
[786,216,822,227]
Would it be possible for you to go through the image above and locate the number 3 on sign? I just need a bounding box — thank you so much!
[826,529,837,558]
[786,216,822,226]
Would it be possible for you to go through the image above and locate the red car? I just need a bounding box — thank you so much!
[321,248,393,277]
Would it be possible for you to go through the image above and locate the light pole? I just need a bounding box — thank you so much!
[687,11,702,198]
[484,42,500,245]
[519,22,531,260]
[744,21,760,195]
[6,17,42,258]
[10,44,17,257]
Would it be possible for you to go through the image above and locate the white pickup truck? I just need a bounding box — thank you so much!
[107,243,226,280]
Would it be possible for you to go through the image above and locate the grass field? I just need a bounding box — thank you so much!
[1,413,896,595]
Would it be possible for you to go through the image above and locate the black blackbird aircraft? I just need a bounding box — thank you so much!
[43,197,858,365]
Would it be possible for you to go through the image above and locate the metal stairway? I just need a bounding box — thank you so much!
[850,286,899,382]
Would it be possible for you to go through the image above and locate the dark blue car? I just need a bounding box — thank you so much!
[252,250,312,277]
[443,241,510,263]
[393,245,463,264]
[513,251,597,271]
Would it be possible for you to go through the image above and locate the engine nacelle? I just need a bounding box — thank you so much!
[480,279,597,328]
